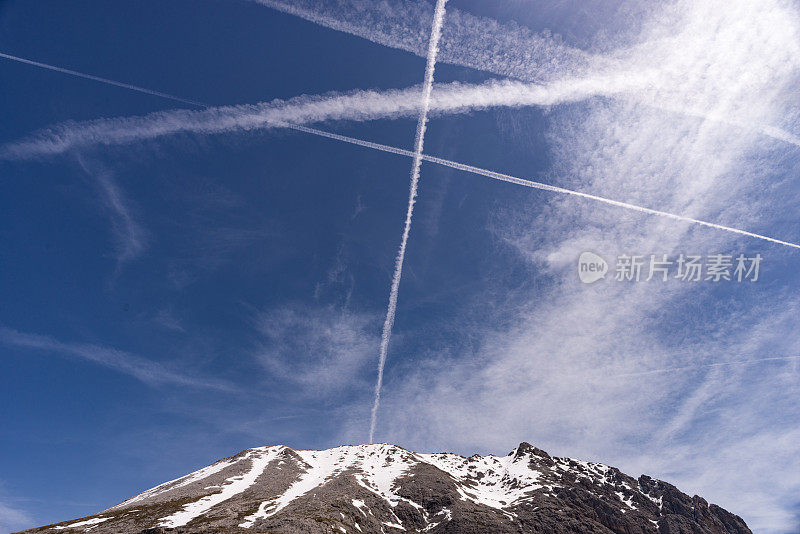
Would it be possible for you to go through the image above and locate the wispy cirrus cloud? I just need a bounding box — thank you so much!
[0,327,235,392]
[76,157,147,266]
[254,304,378,398]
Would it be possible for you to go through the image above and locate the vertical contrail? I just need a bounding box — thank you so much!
[368,0,449,444]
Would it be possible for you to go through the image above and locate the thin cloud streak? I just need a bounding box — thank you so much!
[369,0,448,444]
[0,327,235,392]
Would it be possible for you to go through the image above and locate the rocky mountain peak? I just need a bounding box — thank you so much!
[18,443,751,534]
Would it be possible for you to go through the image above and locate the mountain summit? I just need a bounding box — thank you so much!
[19,443,750,533]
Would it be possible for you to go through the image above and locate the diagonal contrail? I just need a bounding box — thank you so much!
[3,51,799,252]
[285,124,800,250]
[0,51,205,107]
[249,0,589,83]
[368,0,449,444]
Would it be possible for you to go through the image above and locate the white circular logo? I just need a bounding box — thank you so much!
[578,252,608,284]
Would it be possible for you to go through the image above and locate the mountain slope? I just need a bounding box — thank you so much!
[18,442,751,534]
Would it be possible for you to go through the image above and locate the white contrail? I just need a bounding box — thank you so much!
[0,51,205,108]
[419,155,800,250]
[369,0,449,444]
[249,0,589,83]
[2,52,798,251]
[0,72,662,159]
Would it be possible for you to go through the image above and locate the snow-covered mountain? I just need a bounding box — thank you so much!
[18,442,750,533]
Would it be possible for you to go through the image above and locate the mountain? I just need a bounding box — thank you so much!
[17,442,751,534]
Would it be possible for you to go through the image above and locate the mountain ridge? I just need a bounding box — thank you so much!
[17,442,751,534]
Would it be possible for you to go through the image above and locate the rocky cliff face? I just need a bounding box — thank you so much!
[17,442,751,534]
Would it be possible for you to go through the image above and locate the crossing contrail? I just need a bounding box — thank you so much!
[3,51,799,253]
[0,51,205,108]
[368,0,449,444]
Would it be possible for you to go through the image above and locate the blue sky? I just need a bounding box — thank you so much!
[1,0,800,532]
